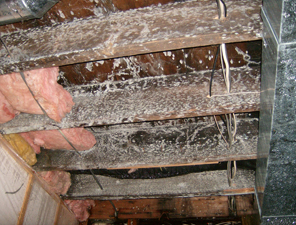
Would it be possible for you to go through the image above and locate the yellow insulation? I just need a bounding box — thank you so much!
[3,133,37,166]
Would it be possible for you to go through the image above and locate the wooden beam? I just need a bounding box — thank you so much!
[0,0,262,74]
[241,214,260,225]
[0,67,260,134]
[17,175,34,225]
[89,196,231,220]
[63,169,255,200]
[235,195,258,216]
[33,116,258,171]
[128,219,139,225]
[89,195,257,220]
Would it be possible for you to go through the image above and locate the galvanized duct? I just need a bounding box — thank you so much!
[0,0,59,25]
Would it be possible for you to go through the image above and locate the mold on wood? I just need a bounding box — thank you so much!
[0,0,262,74]
[58,41,262,86]
[0,0,118,34]
[0,67,260,134]
[63,169,255,199]
[33,115,258,170]
[0,0,176,35]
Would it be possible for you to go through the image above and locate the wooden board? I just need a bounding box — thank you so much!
[0,67,260,134]
[0,139,31,225]
[89,196,230,219]
[241,214,260,225]
[235,195,258,216]
[55,203,79,225]
[58,41,262,86]
[0,0,262,74]
[23,180,59,225]
[0,0,172,34]
[63,169,255,200]
[33,116,258,171]
[0,136,79,225]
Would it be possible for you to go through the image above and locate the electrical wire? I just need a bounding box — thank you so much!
[214,115,229,148]
[213,0,238,186]
[219,42,238,186]
[220,43,231,93]
[216,0,227,19]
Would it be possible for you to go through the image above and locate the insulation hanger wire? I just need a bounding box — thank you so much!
[18,71,104,190]
[0,36,13,59]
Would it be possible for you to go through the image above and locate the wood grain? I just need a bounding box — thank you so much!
[33,116,258,171]
[17,175,34,225]
[0,0,262,74]
[89,196,230,219]
[236,195,258,216]
[58,41,262,86]
[63,169,255,200]
[0,67,260,134]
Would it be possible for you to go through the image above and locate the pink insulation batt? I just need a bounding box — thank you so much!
[38,171,71,195]
[64,200,95,222]
[0,91,19,124]
[20,128,96,154]
[0,67,74,122]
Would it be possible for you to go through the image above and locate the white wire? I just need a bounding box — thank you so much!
[232,113,237,139]
[214,115,229,149]
[217,0,227,19]
[220,43,231,93]
[219,43,238,187]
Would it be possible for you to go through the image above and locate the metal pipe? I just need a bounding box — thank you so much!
[0,0,59,25]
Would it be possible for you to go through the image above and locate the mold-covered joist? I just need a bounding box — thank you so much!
[33,116,258,171]
[0,67,260,134]
[0,0,262,74]
[63,169,255,200]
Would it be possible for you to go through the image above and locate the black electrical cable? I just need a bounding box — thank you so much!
[209,45,220,97]
[19,71,104,190]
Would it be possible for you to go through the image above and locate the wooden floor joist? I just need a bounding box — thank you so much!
[33,116,258,171]
[0,67,260,134]
[90,196,230,219]
[63,169,255,200]
[0,0,262,74]
[89,194,257,220]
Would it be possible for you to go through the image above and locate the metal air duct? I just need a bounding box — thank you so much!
[0,0,59,25]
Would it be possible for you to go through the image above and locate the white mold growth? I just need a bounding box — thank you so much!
[85,62,93,71]
[58,10,66,19]
[34,116,258,170]
[235,46,260,67]
[0,66,260,134]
